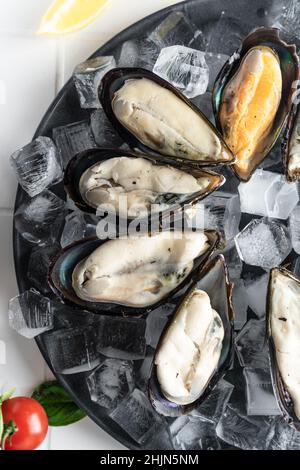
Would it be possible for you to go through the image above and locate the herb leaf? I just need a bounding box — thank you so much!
[32,381,86,427]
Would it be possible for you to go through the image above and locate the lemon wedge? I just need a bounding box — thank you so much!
[37,0,112,35]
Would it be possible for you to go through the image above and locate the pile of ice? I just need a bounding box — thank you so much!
[8,288,295,450]
[9,7,300,450]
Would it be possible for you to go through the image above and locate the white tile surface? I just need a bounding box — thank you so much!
[0,36,57,208]
[50,417,126,450]
[0,0,182,451]
[0,0,51,33]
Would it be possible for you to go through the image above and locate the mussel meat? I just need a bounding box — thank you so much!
[213,27,299,181]
[267,267,300,430]
[149,255,234,416]
[64,148,225,218]
[49,229,219,315]
[100,68,235,166]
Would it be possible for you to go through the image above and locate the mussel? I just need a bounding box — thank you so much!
[48,229,220,315]
[283,103,300,182]
[100,68,235,166]
[213,27,299,181]
[267,267,300,431]
[64,148,225,219]
[149,255,234,417]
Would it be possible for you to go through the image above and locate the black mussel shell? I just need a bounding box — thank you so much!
[64,147,225,218]
[48,230,220,316]
[267,267,300,431]
[99,67,235,167]
[213,27,299,181]
[148,255,234,417]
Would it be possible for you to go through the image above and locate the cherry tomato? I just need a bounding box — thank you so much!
[2,397,48,450]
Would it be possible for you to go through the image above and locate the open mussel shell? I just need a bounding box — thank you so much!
[64,147,225,218]
[213,27,299,182]
[282,103,300,182]
[148,255,234,417]
[48,230,220,316]
[267,267,300,431]
[100,67,235,167]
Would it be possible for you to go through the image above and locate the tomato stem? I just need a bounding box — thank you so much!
[1,421,18,450]
[0,390,16,450]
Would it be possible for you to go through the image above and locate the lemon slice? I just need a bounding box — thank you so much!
[37,0,112,35]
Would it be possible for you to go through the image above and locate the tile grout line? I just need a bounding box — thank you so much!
[55,38,66,94]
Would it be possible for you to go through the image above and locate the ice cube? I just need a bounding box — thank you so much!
[60,212,96,248]
[86,358,134,409]
[243,368,281,416]
[109,388,163,444]
[90,109,123,147]
[289,205,300,254]
[267,418,300,450]
[259,140,282,170]
[191,192,241,242]
[14,190,67,245]
[232,279,248,330]
[8,289,53,339]
[206,12,250,55]
[10,136,63,197]
[43,325,101,374]
[73,56,115,109]
[191,91,214,124]
[224,193,242,240]
[145,308,171,348]
[244,273,269,318]
[197,423,222,450]
[234,218,291,269]
[153,46,209,98]
[144,425,174,450]
[169,415,189,438]
[238,170,299,219]
[27,243,61,295]
[52,120,97,167]
[51,302,101,330]
[118,38,158,69]
[193,379,234,424]
[170,416,220,450]
[235,319,269,369]
[204,52,229,92]
[273,0,300,42]
[148,11,203,49]
[216,404,273,450]
[238,170,278,217]
[262,174,299,220]
[98,316,146,360]
[292,256,300,278]
[135,349,155,392]
[223,243,243,280]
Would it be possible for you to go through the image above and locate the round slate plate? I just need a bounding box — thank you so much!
[13,0,291,450]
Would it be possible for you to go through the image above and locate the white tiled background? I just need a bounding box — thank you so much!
[0,0,181,450]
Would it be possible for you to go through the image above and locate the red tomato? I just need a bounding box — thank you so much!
[2,397,48,450]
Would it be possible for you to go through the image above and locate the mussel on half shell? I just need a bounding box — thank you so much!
[64,148,225,219]
[100,68,235,166]
[213,27,299,181]
[148,255,234,417]
[267,267,300,431]
[283,103,300,182]
[48,229,220,315]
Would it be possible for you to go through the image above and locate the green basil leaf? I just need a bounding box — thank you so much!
[32,381,86,427]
